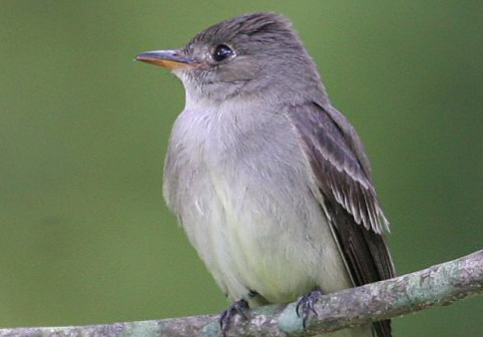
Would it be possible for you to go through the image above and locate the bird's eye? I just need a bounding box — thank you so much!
[213,44,234,62]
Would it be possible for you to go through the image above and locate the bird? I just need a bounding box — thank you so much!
[136,12,395,337]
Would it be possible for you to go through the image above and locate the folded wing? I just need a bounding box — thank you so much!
[288,102,395,337]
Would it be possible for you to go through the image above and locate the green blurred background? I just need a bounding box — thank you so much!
[0,1,482,336]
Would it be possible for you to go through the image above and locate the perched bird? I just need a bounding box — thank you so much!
[137,12,395,337]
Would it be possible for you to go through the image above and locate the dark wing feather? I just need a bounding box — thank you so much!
[288,102,395,337]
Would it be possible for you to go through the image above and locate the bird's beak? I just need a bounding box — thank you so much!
[135,50,198,70]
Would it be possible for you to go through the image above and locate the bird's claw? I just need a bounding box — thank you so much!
[296,289,323,330]
[220,299,249,335]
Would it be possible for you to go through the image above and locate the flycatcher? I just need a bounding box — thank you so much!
[137,12,395,337]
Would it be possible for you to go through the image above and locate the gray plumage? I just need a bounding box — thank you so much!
[138,12,395,337]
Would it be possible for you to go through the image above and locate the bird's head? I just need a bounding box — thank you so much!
[137,12,325,103]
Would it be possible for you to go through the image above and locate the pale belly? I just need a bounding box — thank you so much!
[176,164,331,303]
[164,123,352,305]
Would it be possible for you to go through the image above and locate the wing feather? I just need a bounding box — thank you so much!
[288,102,395,337]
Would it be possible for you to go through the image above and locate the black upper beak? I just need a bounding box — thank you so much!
[135,50,198,69]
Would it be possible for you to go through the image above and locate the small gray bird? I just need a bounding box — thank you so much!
[137,12,395,337]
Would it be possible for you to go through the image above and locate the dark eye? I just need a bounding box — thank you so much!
[213,44,234,62]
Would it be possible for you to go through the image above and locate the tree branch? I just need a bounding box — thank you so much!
[1,250,482,337]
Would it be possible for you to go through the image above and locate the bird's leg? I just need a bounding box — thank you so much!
[296,289,324,330]
[219,299,250,335]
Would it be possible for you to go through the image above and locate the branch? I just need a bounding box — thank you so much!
[1,250,482,337]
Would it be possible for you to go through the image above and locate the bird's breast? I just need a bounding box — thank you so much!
[163,102,335,303]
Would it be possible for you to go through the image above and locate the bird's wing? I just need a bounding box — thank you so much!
[287,102,395,337]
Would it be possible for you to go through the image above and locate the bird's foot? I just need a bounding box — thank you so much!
[219,299,249,335]
[296,289,324,330]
